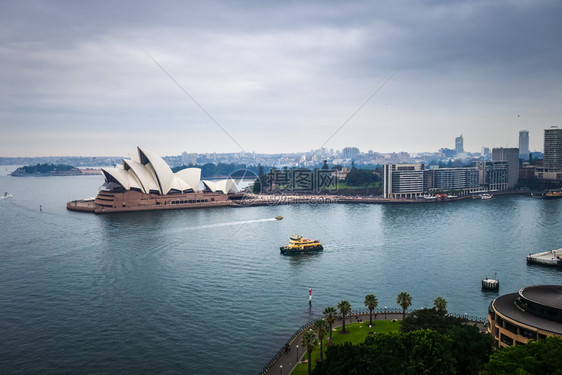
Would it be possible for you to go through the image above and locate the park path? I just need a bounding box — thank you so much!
[263,312,486,375]
[264,311,403,375]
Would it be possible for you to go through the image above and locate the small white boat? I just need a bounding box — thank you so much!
[480,193,493,200]
[1,192,12,199]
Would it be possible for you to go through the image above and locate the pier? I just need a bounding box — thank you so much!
[527,249,562,267]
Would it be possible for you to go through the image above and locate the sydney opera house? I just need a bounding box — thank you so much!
[67,147,240,214]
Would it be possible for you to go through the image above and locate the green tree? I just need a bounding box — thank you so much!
[448,325,494,375]
[396,291,412,320]
[314,329,456,375]
[302,329,319,374]
[364,294,378,326]
[400,308,466,334]
[337,300,352,333]
[433,296,447,314]
[313,319,330,361]
[484,336,562,375]
[323,306,338,343]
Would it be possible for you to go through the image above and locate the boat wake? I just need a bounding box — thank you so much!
[182,218,277,231]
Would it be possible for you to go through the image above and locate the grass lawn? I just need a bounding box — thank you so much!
[291,319,400,374]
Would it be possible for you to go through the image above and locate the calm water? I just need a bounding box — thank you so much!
[1,168,561,374]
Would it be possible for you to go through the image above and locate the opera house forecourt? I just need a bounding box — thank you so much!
[67,147,240,214]
[487,285,562,348]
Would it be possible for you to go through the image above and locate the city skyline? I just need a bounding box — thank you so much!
[1,1,561,157]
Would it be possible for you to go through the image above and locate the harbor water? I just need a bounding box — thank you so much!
[1,168,561,374]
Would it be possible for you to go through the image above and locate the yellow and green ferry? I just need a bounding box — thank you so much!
[280,235,323,255]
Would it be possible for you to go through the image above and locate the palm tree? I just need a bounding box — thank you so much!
[433,296,447,314]
[364,293,378,326]
[323,306,338,343]
[337,300,352,333]
[313,319,330,361]
[301,329,318,374]
[396,291,412,320]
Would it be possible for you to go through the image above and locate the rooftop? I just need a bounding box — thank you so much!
[520,285,562,310]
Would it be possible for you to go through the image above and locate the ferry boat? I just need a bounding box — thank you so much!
[544,190,562,199]
[280,235,323,255]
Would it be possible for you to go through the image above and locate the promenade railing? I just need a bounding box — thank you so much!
[258,308,486,375]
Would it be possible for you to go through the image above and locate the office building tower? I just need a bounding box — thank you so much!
[492,148,519,189]
[455,135,464,155]
[477,161,509,191]
[383,164,428,199]
[430,168,479,193]
[544,126,562,170]
[519,130,530,160]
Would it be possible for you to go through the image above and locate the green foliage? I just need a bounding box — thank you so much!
[396,291,412,319]
[312,308,494,375]
[484,337,562,375]
[447,325,494,375]
[22,163,74,174]
[344,168,379,187]
[302,330,319,374]
[313,319,330,361]
[433,296,447,314]
[313,329,456,375]
[337,300,352,333]
[364,294,378,325]
[293,320,400,375]
[323,306,338,342]
[400,308,466,334]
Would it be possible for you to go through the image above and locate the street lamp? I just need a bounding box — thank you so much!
[296,345,299,363]
[384,306,387,319]
[280,365,283,375]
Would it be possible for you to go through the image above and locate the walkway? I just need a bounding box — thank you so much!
[262,311,486,375]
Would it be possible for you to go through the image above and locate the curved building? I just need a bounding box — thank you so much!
[487,285,562,347]
[68,147,239,213]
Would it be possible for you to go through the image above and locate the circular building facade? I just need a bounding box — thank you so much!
[488,285,562,347]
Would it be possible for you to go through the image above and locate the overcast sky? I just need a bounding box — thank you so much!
[1,0,561,157]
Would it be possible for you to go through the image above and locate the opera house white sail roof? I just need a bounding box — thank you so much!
[101,147,239,195]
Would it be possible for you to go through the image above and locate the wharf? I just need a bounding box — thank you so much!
[527,249,562,267]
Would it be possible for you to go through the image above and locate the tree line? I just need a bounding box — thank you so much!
[296,291,562,375]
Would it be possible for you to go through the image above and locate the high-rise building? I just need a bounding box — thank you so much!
[455,135,464,155]
[492,148,519,189]
[543,126,562,170]
[477,161,509,191]
[383,164,428,199]
[342,147,360,160]
[430,168,480,193]
[519,130,530,160]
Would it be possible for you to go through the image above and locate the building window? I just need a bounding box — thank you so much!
[500,334,514,346]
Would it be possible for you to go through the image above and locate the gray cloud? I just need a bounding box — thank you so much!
[1,0,561,156]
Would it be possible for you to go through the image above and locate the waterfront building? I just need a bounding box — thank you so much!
[68,147,238,214]
[536,126,562,181]
[519,130,530,160]
[383,164,427,199]
[488,285,562,348]
[429,167,480,194]
[492,148,519,189]
[476,161,508,191]
[455,135,464,155]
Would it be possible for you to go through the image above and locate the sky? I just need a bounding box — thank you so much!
[1,0,561,157]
